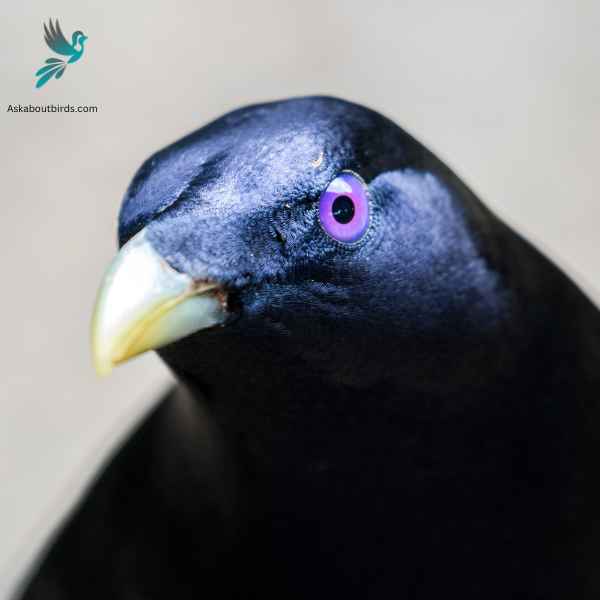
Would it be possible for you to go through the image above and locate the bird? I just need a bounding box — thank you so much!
[34,19,87,89]
[20,96,600,599]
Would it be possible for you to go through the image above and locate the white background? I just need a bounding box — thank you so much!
[1,1,598,597]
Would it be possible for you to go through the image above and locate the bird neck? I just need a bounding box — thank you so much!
[163,327,598,595]
[157,249,600,596]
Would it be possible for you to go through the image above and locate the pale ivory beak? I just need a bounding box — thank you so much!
[91,229,226,375]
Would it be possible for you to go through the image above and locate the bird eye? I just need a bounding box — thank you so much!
[318,172,369,243]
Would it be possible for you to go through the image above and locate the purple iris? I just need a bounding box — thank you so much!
[319,172,369,243]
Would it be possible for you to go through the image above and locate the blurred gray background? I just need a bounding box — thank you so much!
[1,0,598,596]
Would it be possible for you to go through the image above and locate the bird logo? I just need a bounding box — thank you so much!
[35,19,88,89]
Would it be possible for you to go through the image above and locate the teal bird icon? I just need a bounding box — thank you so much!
[35,19,87,89]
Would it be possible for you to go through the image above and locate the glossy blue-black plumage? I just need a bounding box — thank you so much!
[24,97,600,600]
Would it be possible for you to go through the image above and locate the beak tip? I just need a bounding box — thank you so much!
[92,343,115,377]
[94,361,113,377]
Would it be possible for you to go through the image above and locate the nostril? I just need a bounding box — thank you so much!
[224,289,243,321]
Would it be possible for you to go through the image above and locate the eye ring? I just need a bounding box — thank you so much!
[318,171,370,244]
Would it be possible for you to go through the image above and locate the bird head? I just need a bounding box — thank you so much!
[93,97,517,393]
[72,31,87,48]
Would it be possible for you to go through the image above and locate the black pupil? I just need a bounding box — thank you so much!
[332,195,355,224]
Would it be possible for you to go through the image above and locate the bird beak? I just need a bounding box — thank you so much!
[91,229,227,376]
